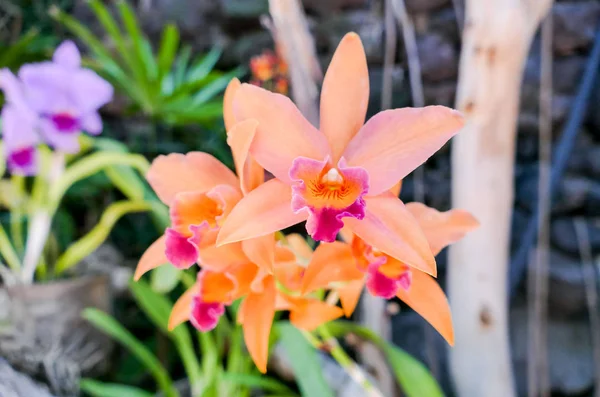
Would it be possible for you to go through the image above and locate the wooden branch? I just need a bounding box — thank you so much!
[447,1,553,396]
[528,13,553,397]
[357,2,398,395]
[268,0,322,126]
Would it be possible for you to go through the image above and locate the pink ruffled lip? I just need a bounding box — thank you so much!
[164,227,198,269]
[189,296,226,332]
[289,156,369,242]
[365,263,412,299]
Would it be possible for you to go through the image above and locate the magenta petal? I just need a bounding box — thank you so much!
[397,270,412,291]
[305,200,365,243]
[365,264,399,299]
[189,296,225,332]
[7,146,38,176]
[365,264,413,299]
[165,228,197,269]
[290,156,368,243]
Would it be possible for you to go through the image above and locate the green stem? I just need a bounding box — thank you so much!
[0,224,20,272]
[10,175,25,255]
[48,152,150,212]
[315,325,384,397]
[54,200,153,275]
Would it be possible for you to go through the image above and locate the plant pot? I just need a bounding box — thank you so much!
[0,275,113,396]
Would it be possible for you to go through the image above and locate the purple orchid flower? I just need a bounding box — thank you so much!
[0,69,40,175]
[18,40,113,153]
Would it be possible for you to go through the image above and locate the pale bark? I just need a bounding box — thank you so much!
[267,0,322,126]
[448,1,552,396]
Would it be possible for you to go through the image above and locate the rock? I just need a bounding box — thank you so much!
[516,169,600,215]
[222,29,274,65]
[552,1,600,55]
[511,303,595,395]
[566,132,596,174]
[367,66,411,115]
[516,131,539,162]
[314,10,385,64]
[427,7,460,45]
[391,311,453,394]
[552,94,573,125]
[220,0,268,19]
[0,359,55,397]
[588,146,600,178]
[423,81,456,107]
[424,168,451,211]
[551,217,600,256]
[417,33,458,82]
[405,0,450,14]
[548,249,590,317]
[302,0,370,14]
[554,56,586,94]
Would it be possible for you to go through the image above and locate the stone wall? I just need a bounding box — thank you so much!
[74,1,600,395]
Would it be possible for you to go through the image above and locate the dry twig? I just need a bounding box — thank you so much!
[527,13,553,397]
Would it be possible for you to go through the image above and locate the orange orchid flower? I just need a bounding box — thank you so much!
[300,202,479,345]
[217,32,464,277]
[135,79,340,373]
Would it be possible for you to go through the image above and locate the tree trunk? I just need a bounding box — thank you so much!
[448,1,552,396]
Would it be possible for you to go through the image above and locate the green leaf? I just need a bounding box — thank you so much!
[221,373,298,396]
[277,322,334,397]
[190,67,244,106]
[326,321,444,397]
[0,29,39,68]
[80,379,153,397]
[173,45,192,88]
[150,265,180,293]
[89,0,148,99]
[157,24,180,78]
[128,280,203,392]
[187,46,222,82]
[82,309,179,397]
[116,1,158,83]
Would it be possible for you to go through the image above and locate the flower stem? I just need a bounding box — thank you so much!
[301,327,384,397]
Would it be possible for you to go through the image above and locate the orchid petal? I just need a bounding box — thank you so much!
[168,286,195,330]
[80,112,103,135]
[189,297,225,332]
[337,280,364,317]
[390,180,403,197]
[285,233,313,263]
[396,270,454,345]
[242,235,275,272]
[217,179,307,245]
[234,83,330,183]
[227,119,264,194]
[320,32,369,163]
[39,118,80,154]
[165,228,197,269]
[242,277,276,373]
[344,107,464,195]
[53,40,81,69]
[224,77,241,131]
[290,300,344,331]
[147,152,238,205]
[70,69,114,113]
[301,242,363,294]
[189,227,249,271]
[134,235,168,280]
[345,193,437,276]
[406,202,480,256]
